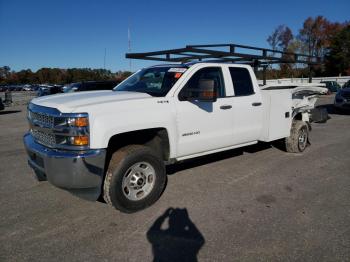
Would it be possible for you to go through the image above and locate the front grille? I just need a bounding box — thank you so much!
[29,111,55,127]
[29,109,57,147]
[31,129,56,147]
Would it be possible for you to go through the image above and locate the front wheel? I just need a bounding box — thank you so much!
[285,120,309,153]
[103,145,166,213]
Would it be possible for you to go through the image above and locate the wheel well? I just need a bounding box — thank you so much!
[106,128,170,163]
[293,112,303,121]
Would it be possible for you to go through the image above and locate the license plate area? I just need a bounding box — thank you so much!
[28,151,44,168]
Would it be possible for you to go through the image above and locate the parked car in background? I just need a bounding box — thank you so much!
[342,80,350,89]
[0,98,4,111]
[63,81,119,93]
[37,85,63,97]
[6,85,18,92]
[0,85,8,92]
[320,81,341,94]
[31,85,40,91]
[37,86,50,96]
[22,84,34,91]
[9,85,25,91]
[334,86,350,111]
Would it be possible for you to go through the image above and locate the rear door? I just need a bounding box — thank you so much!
[227,66,263,144]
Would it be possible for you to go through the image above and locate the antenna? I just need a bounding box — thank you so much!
[128,19,131,71]
[103,48,106,69]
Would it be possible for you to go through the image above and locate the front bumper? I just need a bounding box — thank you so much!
[23,133,106,200]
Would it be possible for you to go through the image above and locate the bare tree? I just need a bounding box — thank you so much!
[267,25,294,51]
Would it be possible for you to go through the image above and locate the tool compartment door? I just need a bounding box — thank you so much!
[260,89,292,142]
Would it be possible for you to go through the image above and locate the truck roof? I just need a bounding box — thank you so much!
[149,61,252,68]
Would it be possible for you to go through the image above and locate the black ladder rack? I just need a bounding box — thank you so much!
[126,43,322,84]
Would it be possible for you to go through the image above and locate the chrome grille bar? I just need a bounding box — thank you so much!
[31,129,56,147]
[28,111,55,128]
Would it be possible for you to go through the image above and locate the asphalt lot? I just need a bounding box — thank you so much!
[0,95,349,261]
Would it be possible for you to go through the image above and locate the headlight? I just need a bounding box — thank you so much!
[57,115,90,147]
[48,114,90,148]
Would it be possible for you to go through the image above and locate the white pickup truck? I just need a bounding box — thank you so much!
[24,62,326,212]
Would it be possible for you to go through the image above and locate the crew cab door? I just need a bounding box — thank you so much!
[226,66,263,144]
[175,66,235,157]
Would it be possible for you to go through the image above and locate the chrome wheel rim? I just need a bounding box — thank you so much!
[298,128,307,151]
[122,162,156,201]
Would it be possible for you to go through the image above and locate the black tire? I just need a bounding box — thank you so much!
[285,120,309,153]
[103,145,166,213]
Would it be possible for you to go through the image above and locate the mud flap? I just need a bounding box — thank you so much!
[311,107,329,123]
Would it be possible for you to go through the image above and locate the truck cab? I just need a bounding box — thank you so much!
[114,63,264,158]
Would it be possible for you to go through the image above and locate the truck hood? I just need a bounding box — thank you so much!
[31,91,152,112]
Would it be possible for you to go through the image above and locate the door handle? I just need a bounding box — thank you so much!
[220,105,232,110]
[252,102,262,106]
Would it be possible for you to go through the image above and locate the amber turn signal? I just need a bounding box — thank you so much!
[74,117,89,127]
[72,136,89,146]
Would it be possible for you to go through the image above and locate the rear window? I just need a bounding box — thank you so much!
[229,67,254,96]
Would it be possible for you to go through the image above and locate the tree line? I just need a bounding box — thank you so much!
[0,67,133,85]
[265,16,350,78]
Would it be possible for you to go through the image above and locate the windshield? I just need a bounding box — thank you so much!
[114,66,187,97]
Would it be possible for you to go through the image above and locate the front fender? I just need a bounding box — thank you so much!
[86,100,178,158]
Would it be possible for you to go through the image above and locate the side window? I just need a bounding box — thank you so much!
[179,67,225,100]
[229,67,254,96]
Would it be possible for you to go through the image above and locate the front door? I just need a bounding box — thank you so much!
[175,66,235,157]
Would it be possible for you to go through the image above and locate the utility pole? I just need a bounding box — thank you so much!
[103,48,106,70]
[128,20,131,72]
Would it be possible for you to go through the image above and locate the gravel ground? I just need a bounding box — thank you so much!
[0,91,36,106]
[0,95,349,261]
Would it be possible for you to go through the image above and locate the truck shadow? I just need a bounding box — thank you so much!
[147,207,205,262]
[167,142,271,175]
[0,110,22,115]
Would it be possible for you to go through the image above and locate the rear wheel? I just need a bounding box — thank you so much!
[103,145,166,213]
[285,120,309,153]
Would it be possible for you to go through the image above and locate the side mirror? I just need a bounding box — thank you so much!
[180,79,217,102]
[196,79,217,102]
